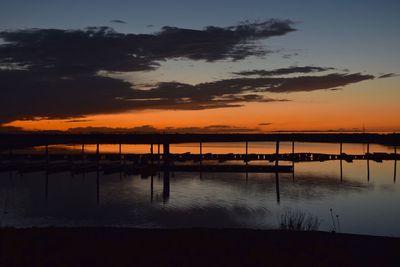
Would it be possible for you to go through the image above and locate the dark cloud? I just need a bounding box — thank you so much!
[0,125,24,133]
[378,73,398,79]
[258,122,272,126]
[65,119,93,123]
[0,69,373,124]
[110,20,126,24]
[0,70,137,123]
[233,66,334,76]
[0,19,296,74]
[260,73,374,93]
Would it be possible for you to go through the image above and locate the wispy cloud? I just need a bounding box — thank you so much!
[233,66,334,76]
[110,19,126,24]
[378,73,398,79]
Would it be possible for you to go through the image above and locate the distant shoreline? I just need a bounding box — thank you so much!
[1,227,399,266]
[1,133,400,150]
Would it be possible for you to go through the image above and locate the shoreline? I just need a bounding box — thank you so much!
[1,227,399,266]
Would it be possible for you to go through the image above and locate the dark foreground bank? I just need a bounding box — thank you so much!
[0,228,399,267]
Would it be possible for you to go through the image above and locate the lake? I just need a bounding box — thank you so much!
[0,142,398,237]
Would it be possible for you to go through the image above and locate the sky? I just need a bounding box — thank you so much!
[0,0,399,132]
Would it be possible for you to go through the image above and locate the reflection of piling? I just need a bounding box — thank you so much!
[162,143,170,202]
[367,143,370,182]
[245,141,248,180]
[275,141,280,203]
[96,144,100,204]
[394,146,397,183]
[45,144,49,200]
[150,175,154,202]
[275,172,280,204]
[340,143,343,182]
[45,169,49,201]
[199,142,203,179]
[96,167,100,204]
[163,171,170,202]
[292,141,295,181]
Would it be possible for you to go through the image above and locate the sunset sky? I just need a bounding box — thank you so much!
[0,0,399,132]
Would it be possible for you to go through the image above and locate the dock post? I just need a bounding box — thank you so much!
[245,141,248,163]
[275,141,280,167]
[157,144,161,167]
[81,144,85,159]
[119,143,122,157]
[96,144,100,160]
[150,143,154,165]
[163,143,170,166]
[199,142,203,163]
[45,144,49,164]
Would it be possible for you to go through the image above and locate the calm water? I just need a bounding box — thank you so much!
[0,142,398,237]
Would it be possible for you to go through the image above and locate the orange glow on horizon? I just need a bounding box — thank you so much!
[5,99,400,133]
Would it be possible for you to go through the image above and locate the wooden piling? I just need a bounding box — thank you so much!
[275,141,280,167]
[96,144,100,160]
[245,141,248,163]
[45,144,49,163]
[150,143,154,165]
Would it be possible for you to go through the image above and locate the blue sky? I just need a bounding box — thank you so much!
[1,0,399,74]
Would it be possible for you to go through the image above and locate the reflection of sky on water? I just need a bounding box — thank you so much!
[9,141,397,155]
[0,144,399,237]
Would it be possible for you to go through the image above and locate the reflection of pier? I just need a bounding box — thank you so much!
[1,150,398,174]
